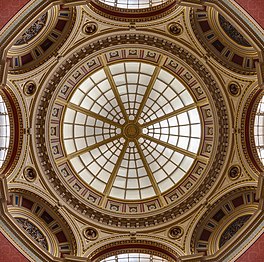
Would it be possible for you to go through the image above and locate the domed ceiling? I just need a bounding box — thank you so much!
[0,0,264,261]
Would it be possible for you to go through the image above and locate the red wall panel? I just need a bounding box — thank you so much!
[0,0,30,30]
[0,231,29,262]
[236,233,264,262]
[235,0,264,28]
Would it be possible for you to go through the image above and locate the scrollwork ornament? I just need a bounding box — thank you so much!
[23,166,37,182]
[168,226,183,239]
[83,22,98,35]
[228,165,241,180]
[168,22,183,36]
[83,227,98,241]
[23,81,37,96]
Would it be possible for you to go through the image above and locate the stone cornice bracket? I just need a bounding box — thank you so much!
[257,172,264,210]
[0,176,9,214]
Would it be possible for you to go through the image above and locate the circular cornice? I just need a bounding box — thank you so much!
[33,32,229,229]
[0,87,23,175]
[89,0,177,22]
[240,87,263,173]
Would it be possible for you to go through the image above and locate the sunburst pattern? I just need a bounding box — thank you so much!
[98,0,168,9]
[63,62,201,200]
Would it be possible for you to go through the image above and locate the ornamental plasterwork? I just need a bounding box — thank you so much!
[16,217,48,250]
[7,6,76,73]
[8,189,78,256]
[14,13,48,46]
[0,0,264,261]
[190,188,258,253]
[34,37,229,228]
[190,6,258,75]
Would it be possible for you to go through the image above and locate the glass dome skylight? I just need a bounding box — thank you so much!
[254,95,264,165]
[101,253,168,262]
[63,62,201,200]
[98,0,167,9]
[0,94,10,169]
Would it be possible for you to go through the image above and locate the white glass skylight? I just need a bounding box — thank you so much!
[0,95,10,169]
[98,0,167,9]
[101,253,168,262]
[63,62,201,200]
[254,95,264,165]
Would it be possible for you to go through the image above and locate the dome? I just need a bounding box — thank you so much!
[0,94,10,169]
[98,0,168,9]
[1,0,264,261]
[62,61,201,200]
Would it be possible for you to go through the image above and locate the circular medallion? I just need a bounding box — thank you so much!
[123,123,140,139]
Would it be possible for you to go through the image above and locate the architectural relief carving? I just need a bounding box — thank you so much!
[23,82,37,96]
[228,82,241,96]
[23,166,37,182]
[83,227,98,241]
[190,7,258,74]
[218,14,250,47]
[16,217,48,250]
[14,13,47,45]
[83,22,98,35]
[228,165,241,180]
[168,22,183,35]
[219,214,251,248]
[168,226,183,239]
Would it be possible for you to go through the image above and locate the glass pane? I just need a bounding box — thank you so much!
[254,95,264,166]
[0,95,11,169]
[62,62,201,199]
[99,0,168,9]
[101,253,168,261]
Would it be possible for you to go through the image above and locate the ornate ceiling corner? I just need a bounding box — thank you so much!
[7,5,76,74]
[190,187,259,256]
[7,189,78,257]
[190,6,258,75]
